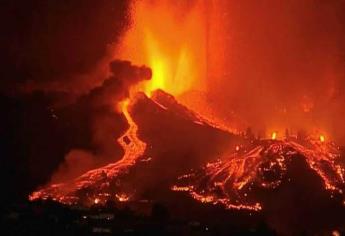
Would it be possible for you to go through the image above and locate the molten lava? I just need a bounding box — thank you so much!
[173,135,345,211]
[117,0,207,97]
[116,0,241,134]
[29,97,147,205]
[320,134,326,143]
[117,99,147,168]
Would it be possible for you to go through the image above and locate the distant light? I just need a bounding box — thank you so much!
[115,194,129,202]
[94,198,100,204]
[235,145,240,151]
[332,230,340,236]
[320,135,325,143]
[271,132,277,140]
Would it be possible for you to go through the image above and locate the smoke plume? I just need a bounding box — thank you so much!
[201,0,345,142]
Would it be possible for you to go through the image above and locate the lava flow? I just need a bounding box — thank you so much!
[29,98,147,205]
[116,99,147,170]
[172,135,345,211]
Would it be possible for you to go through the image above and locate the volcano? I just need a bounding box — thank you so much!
[4,1,345,235]
[30,87,345,225]
[29,90,236,205]
[28,84,345,235]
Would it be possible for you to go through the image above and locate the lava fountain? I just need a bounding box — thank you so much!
[117,0,208,97]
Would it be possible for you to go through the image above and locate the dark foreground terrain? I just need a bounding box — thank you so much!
[2,199,277,236]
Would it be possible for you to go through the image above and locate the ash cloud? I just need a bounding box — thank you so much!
[48,60,151,184]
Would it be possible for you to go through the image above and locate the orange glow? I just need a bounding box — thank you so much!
[116,99,147,169]
[94,198,100,204]
[320,135,325,143]
[332,230,340,236]
[115,1,240,133]
[117,0,207,97]
[271,132,277,140]
[115,193,130,202]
